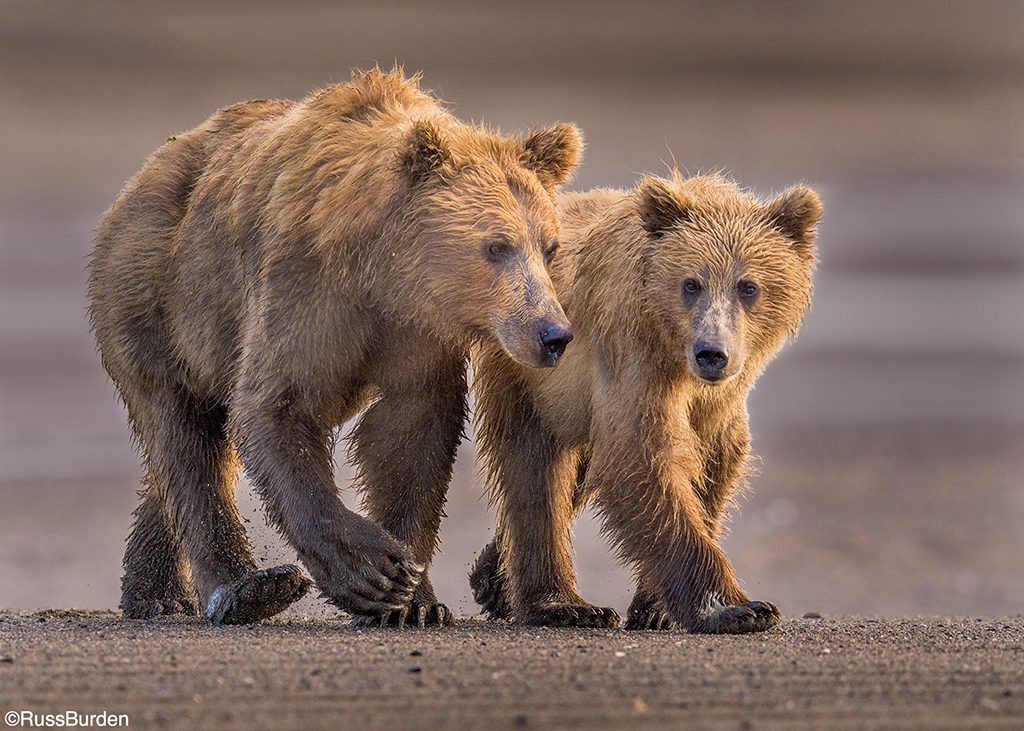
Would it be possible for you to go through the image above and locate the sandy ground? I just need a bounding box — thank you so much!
[1,611,1023,730]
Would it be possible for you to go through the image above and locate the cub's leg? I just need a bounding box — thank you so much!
[597,464,777,634]
[593,461,778,635]
[589,405,777,634]
[624,413,751,630]
[127,386,311,625]
[352,356,467,628]
[487,411,618,628]
[121,478,197,618]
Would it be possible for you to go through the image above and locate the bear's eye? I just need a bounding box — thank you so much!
[738,280,760,300]
[485,238,513,262]
[543,240,559,263]
[682,278,702,295]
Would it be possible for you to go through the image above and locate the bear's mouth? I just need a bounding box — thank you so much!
[689,367,738,386]
[696,373,730,386]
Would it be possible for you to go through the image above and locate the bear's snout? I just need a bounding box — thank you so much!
[693,341,729,382]
[538,320,574,366]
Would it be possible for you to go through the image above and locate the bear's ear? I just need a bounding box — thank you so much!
[764,185,823,261]
[520,123,583,188]
[403,120,453,183]
[637,176,693,236]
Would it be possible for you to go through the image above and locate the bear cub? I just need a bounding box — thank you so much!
[469,171,822,633]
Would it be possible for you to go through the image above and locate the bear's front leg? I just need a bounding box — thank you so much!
[479,392,618,629]
[590,379,779,635]
[351,358,469,628]
[623,409,760,631]
[231,386,423,618]
[600,466,779,634]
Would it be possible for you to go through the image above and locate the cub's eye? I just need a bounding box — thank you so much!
[738,280,760,300]
[682,278,702,295]
[543,240,560,263]
[485,238,513,262]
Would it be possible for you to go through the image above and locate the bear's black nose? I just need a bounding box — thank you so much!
[539,321,574,362]
[694,344,729,379]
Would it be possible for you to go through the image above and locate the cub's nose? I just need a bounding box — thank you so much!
[694,342,729,380]
[538,321,574,364]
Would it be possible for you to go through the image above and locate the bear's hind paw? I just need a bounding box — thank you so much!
[205,564,312,626]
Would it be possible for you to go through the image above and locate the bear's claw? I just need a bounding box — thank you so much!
[352,601,454,629]
[205,564,312,626]
[625,608,676,631]
[524,603,621,629]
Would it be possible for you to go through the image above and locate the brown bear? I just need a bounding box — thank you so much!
[468,171,822,633]
[88,69,582,627]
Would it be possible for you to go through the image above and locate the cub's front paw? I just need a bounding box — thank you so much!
[689,600,780,635]
[206,564,312,626]
[523,602,621,629]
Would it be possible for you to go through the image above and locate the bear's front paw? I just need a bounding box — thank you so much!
[688,600,780,635]
[523,602,621,629]
[320,516,424,616]
[206,564,312,626]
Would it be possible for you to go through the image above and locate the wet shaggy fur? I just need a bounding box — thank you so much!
[469,172,822,633]
[88,69,582,626]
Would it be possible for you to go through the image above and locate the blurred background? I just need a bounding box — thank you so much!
[1,0,1022,618]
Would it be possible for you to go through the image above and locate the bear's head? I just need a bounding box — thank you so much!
[392,119,582,367]
[633,173,822,385]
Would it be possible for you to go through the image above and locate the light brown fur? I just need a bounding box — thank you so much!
[469,172,822,633]
[88,69,582,626]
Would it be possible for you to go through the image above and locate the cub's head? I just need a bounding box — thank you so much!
[634,173,822,385]
[397,120,582,367]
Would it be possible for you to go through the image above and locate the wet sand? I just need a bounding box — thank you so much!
[2,611,1023,730]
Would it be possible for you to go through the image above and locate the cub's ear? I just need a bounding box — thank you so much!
[637,176,693,236]
[403,120,453,182]
[520,123,583,188]
[764,185,823,261]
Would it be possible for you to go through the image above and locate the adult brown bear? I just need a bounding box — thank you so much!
[89,69,581,627]
[469,172,822,633]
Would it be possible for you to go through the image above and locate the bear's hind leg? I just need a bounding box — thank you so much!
[121,478,198,619]
[134,386,310,625]
[468,537,512,620]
